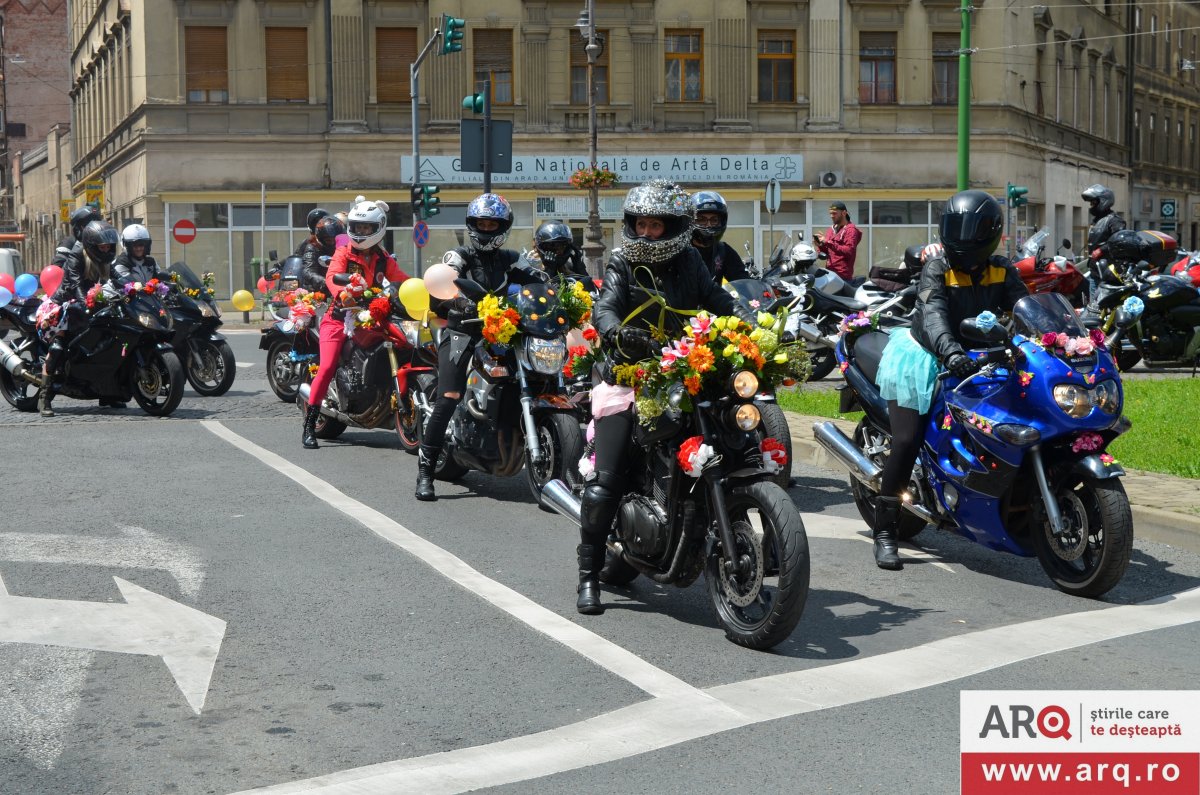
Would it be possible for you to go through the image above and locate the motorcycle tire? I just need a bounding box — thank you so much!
[186,338,236,396]
[266,339,299,403]
[393,372,430,455]
[1032,474,1132,598]
[0,333,40,412]
[757,401,793,491]
[411,374,468,481]
[524,412,586,502]
[705,480,810,651]
[132,349,186,417]
[295,392,348,440]
[807,348,837,381]
[849,419,926,541]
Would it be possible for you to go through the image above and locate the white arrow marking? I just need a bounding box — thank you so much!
[0,525,205,597]
[0,574,225,714]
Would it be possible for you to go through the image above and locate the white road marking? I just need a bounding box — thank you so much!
[801,513,956,573]
[0,574,226,714]
[0,645,94,770]
[0,524,206,597]
[234,586,1200,795]
[201,420,696,700]
[236,361,254,368]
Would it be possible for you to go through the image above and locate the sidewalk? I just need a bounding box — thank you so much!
[784,409,1200,549]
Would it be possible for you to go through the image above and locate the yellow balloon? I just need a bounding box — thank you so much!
[230,289,256,312]
[398,277,430,316]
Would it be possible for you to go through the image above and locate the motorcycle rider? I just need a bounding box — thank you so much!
[106,224,171,295]
[301,199,410,449]
[52,207,102,268]
[532,220,589,279]
[576,179,756,615]
[296,215,346,293]
[414,193,545,502]
[1082,184,1126,296]
[38,220,120,416]
[871,190,1027,570]
[690,190,750,284]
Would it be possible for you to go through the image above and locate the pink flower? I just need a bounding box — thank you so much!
[1055,333,1069,349]
[689,314,712,338]
[1073,337,1095,356]
[749,300,761,309]
[1041,332,1058,347]
[1099,453,1115,465]
[1018,371,1034,387]
[1064,337,1079,356]
[1071,432,1104,453]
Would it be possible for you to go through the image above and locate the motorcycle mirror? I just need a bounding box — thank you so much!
[1061,239,1072,251]
[454,277,488,301]
[1112,307,1137,329]
[319,255,332,265]
[268,250,278,261]
[959,317,1008,345]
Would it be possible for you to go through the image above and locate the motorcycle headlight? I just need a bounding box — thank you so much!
[730,370,759,399]
[726,402,761,431]
[1053,383,1092,418]
[137,311,165,331]
[523,337,568,375]
[1094,379,1121,415]
[199,303,215,318]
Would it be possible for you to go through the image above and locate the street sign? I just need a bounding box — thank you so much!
[460,119,514,174]
[1161,199,1178,219]
[172,219,197,245]
[84,180,104,210]
[413,220,430,248]
[765,178,782,214]
[59,200,72,223]
[1161,222,1177,234]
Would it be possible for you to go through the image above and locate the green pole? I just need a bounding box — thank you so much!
[956,0,972,190]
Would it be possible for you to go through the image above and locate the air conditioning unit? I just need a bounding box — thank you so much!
[819,171,844,188]
[38,213,50,226]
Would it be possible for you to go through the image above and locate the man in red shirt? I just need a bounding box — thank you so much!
[814,201,863,283]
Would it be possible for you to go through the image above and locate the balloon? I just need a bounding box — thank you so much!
[397,277,430,317]
[230,289,256,312]
[566,328,586,348]
[14,273,38,299]
[40,265,64,296]
[424,263,460,300]
[257,276,277,294]
[0,287,11,308]
[0,272,15,294]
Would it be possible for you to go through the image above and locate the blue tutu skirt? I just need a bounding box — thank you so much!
[875,328,939,415]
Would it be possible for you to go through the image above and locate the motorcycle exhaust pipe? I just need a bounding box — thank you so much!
[0,338,39,385]
[793,320,838,349]
[297,382,355,426]
[812,421,882,490]
[538,478,582,526]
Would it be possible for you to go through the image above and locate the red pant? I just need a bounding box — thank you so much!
[307,311,384,406]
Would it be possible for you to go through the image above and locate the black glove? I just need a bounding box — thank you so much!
[444,296,477,327]
[945,352,976,379]
[615,327,656,358]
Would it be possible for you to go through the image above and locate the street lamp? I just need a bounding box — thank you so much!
[576,1,605,276]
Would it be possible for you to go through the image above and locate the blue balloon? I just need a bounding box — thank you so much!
[0,286,10,308]
[13,273,38,299]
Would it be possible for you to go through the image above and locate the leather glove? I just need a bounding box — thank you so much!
[444,296,477,327]
[945,352,976,379]
[615,327,656,358]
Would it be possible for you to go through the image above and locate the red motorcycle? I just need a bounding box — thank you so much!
[1169,251,1200,287]
[1013,228,1087,307]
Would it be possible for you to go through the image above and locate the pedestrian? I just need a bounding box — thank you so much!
[814,201,863,283]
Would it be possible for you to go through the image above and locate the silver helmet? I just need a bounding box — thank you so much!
[618,179,694,264]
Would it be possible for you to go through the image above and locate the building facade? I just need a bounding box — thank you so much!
[44,0,1133,300]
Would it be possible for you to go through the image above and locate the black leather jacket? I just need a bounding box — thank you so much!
[436,246,546,331]
[52,249,111,304]
[592,247,754,381]
[1087,212,1126,250]
[910,255,1028,362]
[51,236,80,269]
[695,241,750,283]
[295,239,329,293]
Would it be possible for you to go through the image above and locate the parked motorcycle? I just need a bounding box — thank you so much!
[418,279,587,501]
[167,262,235,396]
[260,255,320,402]
[1013,228,1087,307]
[1168,249,1200,288]
[815,292,1136,597]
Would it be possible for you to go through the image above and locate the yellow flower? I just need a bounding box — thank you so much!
[757,312,775,327]
[723,346,737,358]
[749,329,763,342]
[774,353,788,364]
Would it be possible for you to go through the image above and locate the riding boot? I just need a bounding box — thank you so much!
[415,445,438,502]
[576,543,605,615]
[302,404,321,449]
[577,478,621,615]
[38,387,54,418]
[873,496,903,570]
[39,345,63,418]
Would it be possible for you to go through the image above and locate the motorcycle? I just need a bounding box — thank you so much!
[0,285,186,416]
[1168,249,1200,288]
[539,365,811,650]
[166,262,235,396]
[814,292,1137,597]
[419,279,587,501]
[259,255,321,402]
[1013,228,1087,307]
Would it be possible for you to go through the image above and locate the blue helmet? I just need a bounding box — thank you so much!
[690,190,728,243]
[466,193,514,251]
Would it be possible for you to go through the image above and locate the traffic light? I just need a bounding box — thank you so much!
[1007,183,1029,208]
[440,15,465,55]
[410,184,425,220]
[462,92,484,114]
[422,185,441,218]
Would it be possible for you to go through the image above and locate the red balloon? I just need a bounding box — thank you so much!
[40,265,64,296]
[0,273,13,293]
[257,276,276,294]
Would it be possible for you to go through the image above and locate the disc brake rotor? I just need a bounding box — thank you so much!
[718,519,764,608]
[1045,491,1089,561]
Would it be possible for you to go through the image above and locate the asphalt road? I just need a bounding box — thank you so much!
[1,331,1198,795]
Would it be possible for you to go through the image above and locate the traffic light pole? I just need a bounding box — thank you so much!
[410,29,443,273]
[956,0,973,191]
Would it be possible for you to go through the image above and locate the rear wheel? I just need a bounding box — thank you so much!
[848,419,926,541]
[1032,474,1132,598]
[414,375,468,481]
[186,338,236,396]
[296,384,347,439]
[393,373,425,455]
[266,339,300,402]
[757,401,793,490]
[132,349,185,416]
[0,333,41,412]
[807,348,837,381]
[523,412,585,501]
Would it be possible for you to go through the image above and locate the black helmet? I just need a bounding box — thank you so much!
[903,244,924,270]
[80,220,119,267]
[1104,229,1145,264]
[306,208,330,233]
[314,216,345,255]
[534,220,574,269]
[69,207,101,237]
[1081,184,1114,219]
[690,190,728,244]
[938,190,1004,272]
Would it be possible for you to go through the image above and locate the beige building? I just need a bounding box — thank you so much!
[33,0,1134,298]
[12,124,72,271]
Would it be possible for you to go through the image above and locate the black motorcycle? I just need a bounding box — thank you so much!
[259,255,320,402]
[167,262,235,396]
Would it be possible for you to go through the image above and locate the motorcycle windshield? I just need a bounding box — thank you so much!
[169,262,204,291]
[1020,228,1050,259]
[726,279,776,307]
[510,282,568,338]
[1012,292,1087,340]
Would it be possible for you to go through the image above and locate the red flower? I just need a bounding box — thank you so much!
[582,326,598,342]
[676,436,707,474]
[1089,328,1106,346]
[368,296,391,323]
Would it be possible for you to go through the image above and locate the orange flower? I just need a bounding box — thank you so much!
[684,374,702,395]
[686,345,715,373]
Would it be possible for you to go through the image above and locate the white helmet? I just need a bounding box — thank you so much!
[121,223,152,256]
[346,200,389,250]
[789,241,818,271]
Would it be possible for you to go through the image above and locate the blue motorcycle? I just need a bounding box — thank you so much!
[814,292,1138,597]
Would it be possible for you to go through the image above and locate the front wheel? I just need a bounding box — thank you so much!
[295,383,347,439]
[132,349,185,416]
[523,412,586,501]
[705,480,810,651]
[266,339,300,402]
[1032,474,1133,598]
[186,338,236,396]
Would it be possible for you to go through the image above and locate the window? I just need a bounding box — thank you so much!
[473,29,513,105]
[859,32,896,104]
[1149,113,1156,161]
[1134,109,1141,159]
[665,30,702,101]
[1166,23,1172,71]
[932,32,958,105]
[1191,123,1196,169]
[757,30,795,102]
[1103,78,1109,138]
[376,28,418,103]
[1151,15,1158,69]
[570,29,609,104]
[1088,72,1094,133]
[1055,56,1062,122]
[185,26,228,103]
[265,28,308,102]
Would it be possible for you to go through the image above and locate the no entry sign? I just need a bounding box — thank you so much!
[172,219,197,245]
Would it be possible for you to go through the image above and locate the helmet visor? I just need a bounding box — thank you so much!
[939,213,998,248]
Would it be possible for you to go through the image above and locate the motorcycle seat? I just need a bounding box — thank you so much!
[823,292,868,312]
[849,331,890,384]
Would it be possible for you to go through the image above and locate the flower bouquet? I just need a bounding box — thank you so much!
[568,166,619,190]
[1037,328,1105,359]
[85,283,108,311]
[477,293,522,345]
[284,287,327,330]
[558,278,593,327]
[837,311,880,338]
[344,289,388,333]
[171,271,217,301]
[123,278,171,299]
[564,326,601,378]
